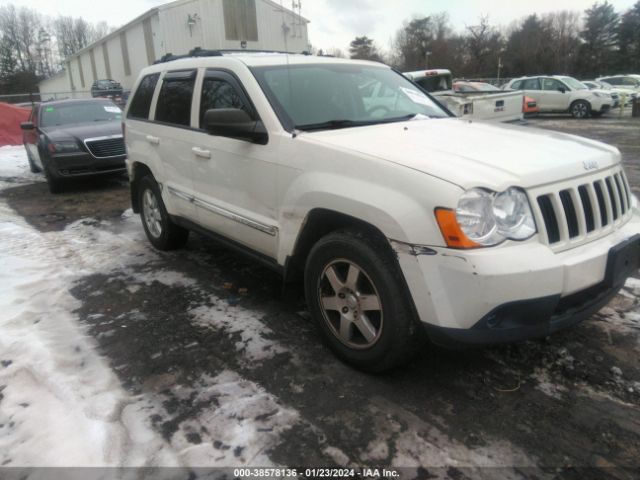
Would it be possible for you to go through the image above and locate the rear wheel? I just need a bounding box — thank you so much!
[570,100,590,119]
[138,175,189,250]
[304,229,424,372]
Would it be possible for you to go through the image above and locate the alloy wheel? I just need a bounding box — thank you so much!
[317,259,383,349]
[142,189,163,238]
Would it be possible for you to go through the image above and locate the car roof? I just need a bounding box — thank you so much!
[139,52,387,76]
[41,98,115,107]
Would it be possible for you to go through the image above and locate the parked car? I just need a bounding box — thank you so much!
[581,81,620,107]
[91,79,124,98]
[21,98,126,193]
[125,52,639,372]
[596,75,640,91]
[584,80,637,106]
[505,75,612,118]
[406,69,523,122]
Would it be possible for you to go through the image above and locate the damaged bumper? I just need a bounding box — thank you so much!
[391,215,640,346]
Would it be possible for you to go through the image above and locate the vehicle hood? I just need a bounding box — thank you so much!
[41,122,122,142]
[303,118,621,190]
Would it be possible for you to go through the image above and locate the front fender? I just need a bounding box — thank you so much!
[277,171,459,264]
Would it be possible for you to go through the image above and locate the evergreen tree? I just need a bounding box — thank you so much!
[578,1,620,76]
[348,36,381,62]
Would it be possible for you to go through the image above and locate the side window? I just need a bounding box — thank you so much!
[199,77,250,128]
[542,78,565,91]
[523,78,540,90]
[604,77,620,85]
[622,77,639,87]
[128,73,160,119]
[510,80,523,90]
[155,71,196,127]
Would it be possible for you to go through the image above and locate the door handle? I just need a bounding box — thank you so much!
[192,147,211,159]
[146,135,160,145]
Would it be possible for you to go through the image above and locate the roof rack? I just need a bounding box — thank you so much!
[154,47,311,64]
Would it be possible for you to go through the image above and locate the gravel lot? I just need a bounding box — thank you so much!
[0,112,639,479]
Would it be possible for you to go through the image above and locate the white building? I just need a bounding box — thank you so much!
[38,0,309,99]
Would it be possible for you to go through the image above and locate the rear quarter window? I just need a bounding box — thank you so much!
[127,73,160,119]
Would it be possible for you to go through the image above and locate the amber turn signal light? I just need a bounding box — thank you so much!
[434,208,480,249]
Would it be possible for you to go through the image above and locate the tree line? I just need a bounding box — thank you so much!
[1,0,639,96]
[346,0,640,80]
[0,4,111,95]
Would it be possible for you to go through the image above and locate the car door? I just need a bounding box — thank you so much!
[190,69,278,258]
[23,105,43,170]
[148,69,200,221]
[538,78,570,111]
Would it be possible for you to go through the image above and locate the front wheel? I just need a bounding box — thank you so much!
[571,100,591,119]
[304,229,424,372]
[138,175,189,250]
[25,147,41,173]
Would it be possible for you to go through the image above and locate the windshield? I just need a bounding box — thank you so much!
[40,101,122,127]
[251,63,448,131]
[560,77,588,90]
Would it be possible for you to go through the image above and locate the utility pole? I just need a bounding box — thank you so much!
[425,50,431,69]
[497,56,503,84]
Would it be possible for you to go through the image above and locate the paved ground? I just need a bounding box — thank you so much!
[1,113,639,479]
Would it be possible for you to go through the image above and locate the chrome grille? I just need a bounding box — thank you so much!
[85,136,126,158]
[534,169,632,247]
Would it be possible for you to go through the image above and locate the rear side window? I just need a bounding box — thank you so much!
[199,78,250,128]
[523,78,540,90]
[155,70,196,127]
[128,73,160,119]
[510,80,522,90]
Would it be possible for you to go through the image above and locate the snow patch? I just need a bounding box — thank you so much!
[0,146,43,186]
[0,211,177,466]
[190,302,287,363]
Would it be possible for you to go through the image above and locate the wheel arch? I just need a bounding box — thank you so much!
[283,208,396,283]
[129,162,155,213]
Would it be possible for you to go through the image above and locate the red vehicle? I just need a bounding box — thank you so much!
[523,96,539,116]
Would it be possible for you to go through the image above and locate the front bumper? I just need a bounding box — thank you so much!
[393,214,640,346]
[49,152,126,178]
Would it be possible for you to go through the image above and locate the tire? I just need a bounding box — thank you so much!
[42,156,65,194]
[138,175,189,250]
[570,100,591,119]
[304,229,424,372]
[25,147,41,173]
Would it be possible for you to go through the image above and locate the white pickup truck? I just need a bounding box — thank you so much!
[404,69,523,122]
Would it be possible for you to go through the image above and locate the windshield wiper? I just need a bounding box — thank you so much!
[295,119,373,131]
[296,114,421,132]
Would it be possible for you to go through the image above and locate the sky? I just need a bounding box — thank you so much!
[1,0,637,53]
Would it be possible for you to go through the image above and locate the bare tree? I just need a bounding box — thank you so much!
[464,16,503,77]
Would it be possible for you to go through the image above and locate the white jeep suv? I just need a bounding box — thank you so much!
[505,75,612,118]
[124,51,639,371]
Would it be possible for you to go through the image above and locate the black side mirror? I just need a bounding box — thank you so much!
[20,121,35,130]
[557,87,566,93]
[203,108,268,145]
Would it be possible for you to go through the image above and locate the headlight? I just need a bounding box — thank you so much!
[48,140,80,153]
[449,187,536,247]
